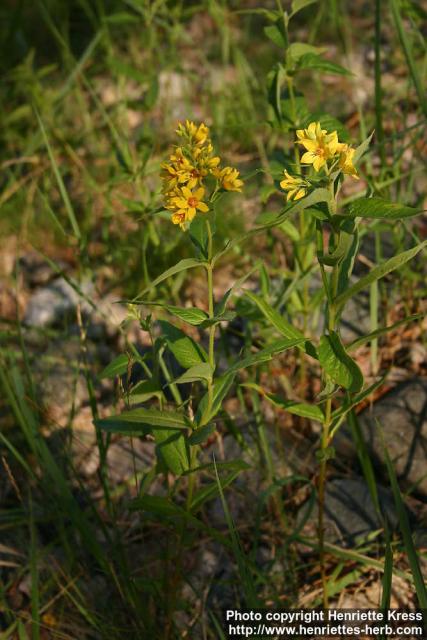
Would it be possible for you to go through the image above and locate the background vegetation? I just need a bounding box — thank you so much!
[0,0,426,638]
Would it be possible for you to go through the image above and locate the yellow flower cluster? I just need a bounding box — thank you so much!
[162,120,243,229]
[280,121,359,201]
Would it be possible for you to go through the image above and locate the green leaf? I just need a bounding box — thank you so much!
[319,226,356,266]
[198,310,236,328]
[190,472,241,512]
[244,291,318,359]
[189,215,209,258]
[159,320,207,368]
[211,262,261,313]
[141,302,208,325]
[227,337,304,375]
[130,495,185,516]
[264,24,286,48]
[287,42,323,60]
[135,258,203,299]
[348,197,423,220]
[318,332,363,392]
[257,188,331,228]
[174,363,213,385]
[129,378,163,405]
[353,131,374,164]
[94,408,189,435]
[280,219,300,241]
[110,59,146,83]
[244,383,324,421]
[337,225,360,295]
[335,240,427,311]
[347,313,424,352]
[195,371,236,426]
[330,376,387,436]
[188,423,216,445]
[290,0,318,17]
[142,76,158,110]
[153,428,189,475]
[98,354,129,379]
[298,53,352,76]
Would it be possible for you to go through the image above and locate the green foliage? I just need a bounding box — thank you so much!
[2,0,426,633]
[318,332,363,392]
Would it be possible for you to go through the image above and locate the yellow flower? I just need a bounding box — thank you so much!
[280,170,308,201]
[296,121,339,172]
[214,166,244,192]
[170,185,209,222]
[171,210,187,229]
[337,143,359,179]
[177,120,209,146]
[42,612,58,628]
[161,161,191,187]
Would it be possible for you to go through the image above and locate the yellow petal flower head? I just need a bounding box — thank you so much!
[170,185,209,222]
[177,120,209,146]
[171,210,187,230]
[337,143,359,179]
[215,166,244,192]
[163,121,243,229]
[296,121,339,172]
[280,170,308,201]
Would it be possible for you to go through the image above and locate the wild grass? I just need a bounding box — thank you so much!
[1,1,426,638]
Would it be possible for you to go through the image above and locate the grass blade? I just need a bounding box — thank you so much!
[34,108,81,239]
[379,420,427,608]
[389,0,427,118]
[213,456,258,607]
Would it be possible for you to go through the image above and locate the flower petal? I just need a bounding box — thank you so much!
[301,151,316,164]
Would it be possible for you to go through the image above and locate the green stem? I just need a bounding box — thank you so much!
[205,219,216,420]
[318,181,339,609]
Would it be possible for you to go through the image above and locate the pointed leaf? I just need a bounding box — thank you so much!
[160,320,207,368]
[348,197,423,220]
[244,383,324,421]
[98,354,129,379]
[94,408,189,434]
[290,0,318,17]
[335,241,427,311]
[264,24,286,48]
[188,423,216,445]
[195,371,236,426]
[298,53,352,76]
[244,291,318,359]
[353,131,374,164]
[318,332,363,392]
[135,258,203,299]
[174,363,213,385]
[227,337,304,375]
[153,428,189,475]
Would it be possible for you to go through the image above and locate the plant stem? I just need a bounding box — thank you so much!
[318,180,339,608]
[206,219,216,419]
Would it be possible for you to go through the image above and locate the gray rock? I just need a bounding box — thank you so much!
[18,252,69,287]
[335,378,427,497]
[24,277,93,328]
[339,290,371,343]
[299,477,402,547]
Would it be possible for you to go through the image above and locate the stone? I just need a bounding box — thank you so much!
[298,476,404,547]
[339,290,371,343]
[18,251,69,288]
[335,378,427,497]
[23,277,93,328]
